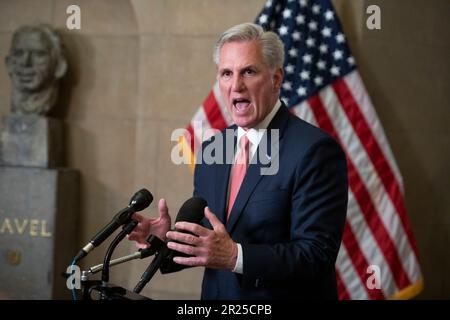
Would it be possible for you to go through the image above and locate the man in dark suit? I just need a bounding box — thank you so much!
[129,22,348,299]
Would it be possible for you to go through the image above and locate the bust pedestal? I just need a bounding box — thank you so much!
[0,115,79,299]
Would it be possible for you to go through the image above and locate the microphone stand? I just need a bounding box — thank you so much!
[100,219,138,298]
[78,234,165,300]
[84,235,165,276]
[80,220,138,300]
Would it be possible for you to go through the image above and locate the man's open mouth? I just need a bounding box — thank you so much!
[233,98,251,112]
[17,70,36,80]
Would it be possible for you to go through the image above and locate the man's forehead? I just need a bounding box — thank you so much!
[13,31,50,50]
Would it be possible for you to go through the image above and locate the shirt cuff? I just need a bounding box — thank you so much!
[232,243,243,274]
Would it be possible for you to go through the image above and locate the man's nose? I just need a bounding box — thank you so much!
[231,75,245,92]
[18,51,32,66]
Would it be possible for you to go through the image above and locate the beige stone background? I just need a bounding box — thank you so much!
[0,0,448,299]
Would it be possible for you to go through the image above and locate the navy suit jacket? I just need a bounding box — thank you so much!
[193,104,348,300]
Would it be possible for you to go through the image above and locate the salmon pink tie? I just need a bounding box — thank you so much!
[227,135,250,221]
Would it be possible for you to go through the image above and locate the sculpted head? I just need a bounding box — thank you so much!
[5,24,67,115]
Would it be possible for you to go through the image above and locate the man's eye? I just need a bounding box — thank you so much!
[244,69,255,75]
[221,71,232,77]
[13,49,24,56]
[33,50,47,58]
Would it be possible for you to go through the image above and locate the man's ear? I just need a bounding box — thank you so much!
[5,55,12,70]
[54,57,67,79]
[272,67,284,91]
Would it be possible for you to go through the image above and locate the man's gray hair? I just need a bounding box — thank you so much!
[213,22,285,70]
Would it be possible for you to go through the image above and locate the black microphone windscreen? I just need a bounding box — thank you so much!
[175,197,207,224]
[130,188,153,211]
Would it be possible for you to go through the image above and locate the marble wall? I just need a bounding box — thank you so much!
[0,0,448,299]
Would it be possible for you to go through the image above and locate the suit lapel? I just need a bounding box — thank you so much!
[214,127,236,224]
[215,162,231,224]
[226,104,291,233]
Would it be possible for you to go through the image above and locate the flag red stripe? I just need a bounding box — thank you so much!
[203,90,228,130]
[307,95,382,299]
[308,94,411,292]
[347,154,411,290]
[186,124,195,153]
[343,218,384,299]
[332,79,419,257]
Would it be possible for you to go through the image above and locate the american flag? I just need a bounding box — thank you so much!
[182,0,423,299]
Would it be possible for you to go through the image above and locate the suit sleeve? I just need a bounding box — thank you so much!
[240,137,348,288]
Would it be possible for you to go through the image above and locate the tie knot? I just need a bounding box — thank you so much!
[235,134,250,166]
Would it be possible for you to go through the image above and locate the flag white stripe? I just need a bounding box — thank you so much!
[336,243,369,300]
[318,79,420,285]
[302,96,398,297]
[347,190,399,297]
[291,99,389,297]
[339,72,422,285]
[291,100,318,126]
[291,98,390,297]
[344,71,404,193]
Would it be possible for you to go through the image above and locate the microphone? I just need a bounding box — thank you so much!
[173,196,207,225]
[133,196,207,293]
[162,196,207,263]
[74,188,153,263]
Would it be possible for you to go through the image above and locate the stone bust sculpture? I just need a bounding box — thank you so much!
[4,24,67,116]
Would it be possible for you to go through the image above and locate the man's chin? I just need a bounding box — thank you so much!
[232,118,255,130]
